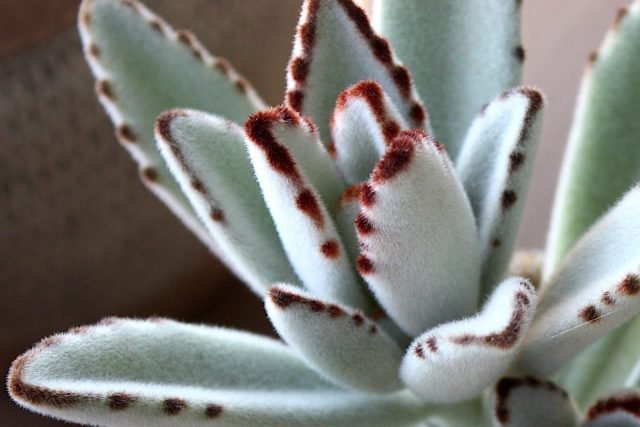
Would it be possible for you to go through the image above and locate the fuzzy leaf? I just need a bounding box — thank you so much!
[520,185,640,375]
[356,130,480,335]
[558,316,640,408]
[78,0,263,254]
[8,318,431,426]
[583,389,640,427]
[244,107,374,311]
[265,284,403,393]
[286,0,427,142]
[331,80,411,185]
[400,278,536,403]
[489,377,578,427]
[456,88,545,295]
[154,109,298,295]
[545,2,640,276]
[374,0,523,158]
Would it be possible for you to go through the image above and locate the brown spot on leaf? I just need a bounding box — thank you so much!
[613,7,629,30]
[391,66,411,98]
[87,44,100,57]
[296,189,325,229]
[163,398,187,415]
[372,133,416,184]
[327,304,346,317]
[492,238,502,248]
[426,337,438,353]
[501,190,518,211]
[320,239,340,259]
[245,107,303,184]
[352,313,365,325]
[410,103,426,126]
[588,51,599,65]
[210,208,225,223]
[108,393,136,410]
[149,19,164,34]
[141,167,159,182]
[357,255,375,274]
[509,151,526,175]
[360,183,376,207]
[290,57,310,82]
[235,78,249,93]
[205,404,224,418]
[96,80,114,100]
[514,45,526,62]
[214,58,231,75]
[579,305,601,323]
[414,344,425,359]
[116,124,137,143]
[601,292,615,305]
[355,213,375,235]
[618,274,640,295]
[340,184,363,206]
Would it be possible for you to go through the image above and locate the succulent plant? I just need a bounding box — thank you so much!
[7,0,640,425]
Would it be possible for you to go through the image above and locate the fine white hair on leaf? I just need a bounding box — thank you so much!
[356,129,481,335]
[400,277,537,403]
[488,376,578,427]
[456,87,545,297]
[265,284,404,392]
[286,0,427,143]
[331,80,412,185]
[520,185,640,375]
[244,106,374,311]
[154,109,299,295]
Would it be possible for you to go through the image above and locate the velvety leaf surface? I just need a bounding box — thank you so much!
[545,1,640,276]
[400,278,536,403]
[374,0,522,158]
[155,109,298,294]
[456,88,544,296]
[356,130,480,335]
[520,185,640,375]
[489,377,578,427]
[244,106,374,311]
[331,80,411,185]
[78,0,263,253]
[286,0,427,143]
[265,284,403,393]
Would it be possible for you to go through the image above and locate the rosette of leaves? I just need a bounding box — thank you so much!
[7,0,640,426]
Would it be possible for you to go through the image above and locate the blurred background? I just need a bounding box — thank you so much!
[0,0,630,425]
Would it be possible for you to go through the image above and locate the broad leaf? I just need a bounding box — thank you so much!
[8,318,428,426]
[456,87,544,295]
[357,130,480,335]
[374,0,523,158]
[78,0,264,254]
[520,185,640,375]
[155,109,298,294]
[265,284,403,392]
[400,278,536,403]
[286,0,427,142]
[244,107,374,311]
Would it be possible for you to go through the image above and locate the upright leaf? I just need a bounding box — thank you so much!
[245,107,374,311]
[155,109,298,295]
[456,88,544,296]
[286,0,427,142]
[545,2,640,276]
[374,0,522,158]
[356,130,480,335]
[78,0,264,253]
